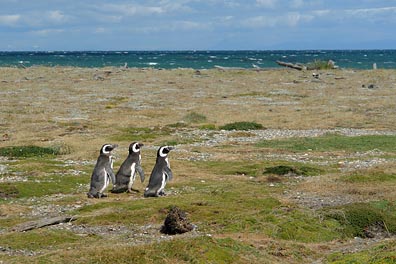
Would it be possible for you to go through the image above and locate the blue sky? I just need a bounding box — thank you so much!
[1,0,395,51]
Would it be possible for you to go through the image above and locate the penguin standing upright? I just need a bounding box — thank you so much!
[144,146,174,197]
[111,142,145,193]
[87,144,118,198]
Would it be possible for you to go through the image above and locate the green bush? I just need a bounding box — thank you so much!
[220,121,263,131]
[0,145,62,157]
[325,203,396,238]
[264,165,323,176]
[183,112,207,123]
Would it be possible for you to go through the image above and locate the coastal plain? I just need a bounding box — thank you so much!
[1,67,396,263]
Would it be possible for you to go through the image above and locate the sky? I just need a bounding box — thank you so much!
[1,0,396,51]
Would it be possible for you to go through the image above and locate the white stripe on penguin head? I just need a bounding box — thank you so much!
[159,146,168,158]
[102,144,112,154]
[132,142,140,153]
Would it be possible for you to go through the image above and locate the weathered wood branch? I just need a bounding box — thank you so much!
[276,60,306,71]
[12,216,78,232]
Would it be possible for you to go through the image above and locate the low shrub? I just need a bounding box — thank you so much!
[220,121,263,131]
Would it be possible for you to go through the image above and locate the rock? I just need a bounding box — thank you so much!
[160,206,195,235]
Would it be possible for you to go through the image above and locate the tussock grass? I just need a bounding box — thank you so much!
[326,240,396,263]
[183,112,207,123]
[220,121,263,131]
[324,201,396,238]
[0,145,63,157]
[110,126,172,142]
[257,134,396,153]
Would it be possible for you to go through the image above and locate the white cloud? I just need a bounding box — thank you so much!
[0,14,21,26]
[242,12,313,28]
[290,0,304,8]
[47,10,68,23]
[256,0,278,8]
[346,6,396,16]
[101,3,184,17]
[30,28,65,36]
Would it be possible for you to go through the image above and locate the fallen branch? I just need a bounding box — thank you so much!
[12,216,77,232]
[276,60,306,71]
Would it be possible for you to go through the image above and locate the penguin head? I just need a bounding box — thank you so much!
[129,142,144,154]
[157,146,174,158]
[100,144,118,155]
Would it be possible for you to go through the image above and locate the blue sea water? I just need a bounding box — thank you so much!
[0,50,395,69]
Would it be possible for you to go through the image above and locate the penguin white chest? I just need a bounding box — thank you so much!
[100,168,110,193]
[159,172,167,193]
[128,163,136,190]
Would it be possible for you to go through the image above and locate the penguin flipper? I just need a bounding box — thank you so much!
[136,165,145,183]
[164,167,173,181]
[107,169,116,185]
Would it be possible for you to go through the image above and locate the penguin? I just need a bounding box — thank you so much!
[111,142,145,193]
[144,146,174,197]
[87,143,118,198]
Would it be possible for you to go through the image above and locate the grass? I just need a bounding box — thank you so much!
[257,134,396,153]
[324,201,396,238]
[220,121,263,131]
[183,112,207,123]
[326,240,396,263]
[2,67,396,263]
[110,126,172,142]
[306,59,335,70]
[0,145,63,157]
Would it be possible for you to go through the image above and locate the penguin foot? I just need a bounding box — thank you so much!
[87,192,107,198]
[111,187,127,193]
[127,188,140,193]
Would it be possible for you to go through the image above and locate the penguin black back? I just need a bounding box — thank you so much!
[144,146,174,197]
[87,143,118,198]
[111,142,145,193]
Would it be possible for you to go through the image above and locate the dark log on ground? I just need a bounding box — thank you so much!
[12,216,77,232]
[276,60,306,70]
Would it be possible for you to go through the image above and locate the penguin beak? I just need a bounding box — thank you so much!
[138,143,144,148]
[167,146,174,151]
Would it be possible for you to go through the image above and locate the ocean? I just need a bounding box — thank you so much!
[0,50,395,69]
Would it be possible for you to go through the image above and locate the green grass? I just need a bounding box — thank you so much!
[0,174,86,198]
[264,164,324,176]
[324,201,396,238]
[197,160,328,178]
[340,171,396,183]
[306,59,335,70]
[183,112,207,123]
[15,236,263,264]
[110,126,172,142]
[326,240,396,263]
[0,145,64,157]
[257,134,396,153]
[220,121,263,131]
[0,229,96,251]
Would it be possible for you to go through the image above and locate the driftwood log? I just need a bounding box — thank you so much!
[276,60,306,70]
[12,216,77,232]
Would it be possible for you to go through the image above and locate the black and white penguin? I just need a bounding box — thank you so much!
[111,142,145,193]
[144,146,174,197]
[87,143,118,198]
